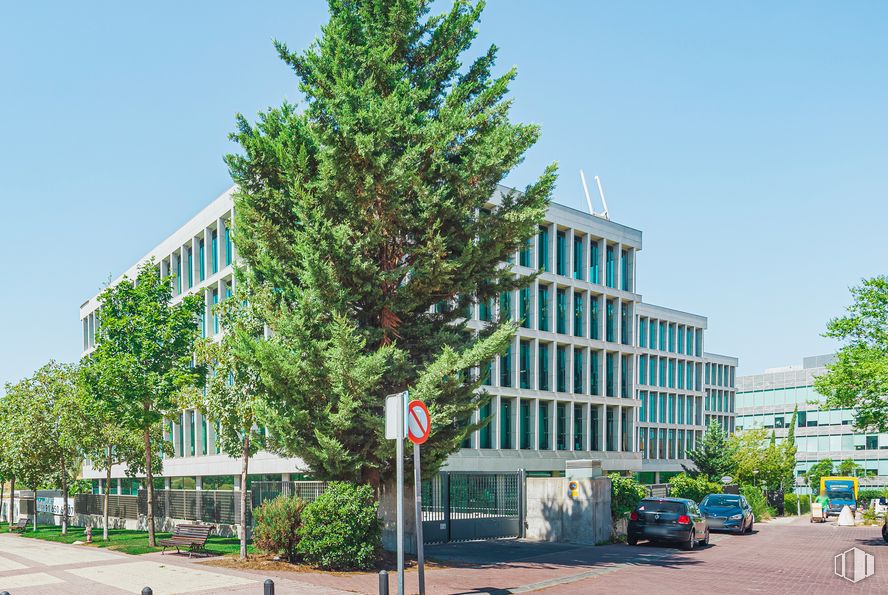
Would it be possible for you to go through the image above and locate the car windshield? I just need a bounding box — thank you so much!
[702,496,740,507]
[637,500,685,514]
[827,489,853,500]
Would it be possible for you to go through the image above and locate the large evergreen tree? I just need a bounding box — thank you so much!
[685,420,734,479]
[226,0,556,485]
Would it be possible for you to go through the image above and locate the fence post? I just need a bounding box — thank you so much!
[378,570,389,595]
[264,578,275,595]
[518,469,526,538]
[442,472,451,543]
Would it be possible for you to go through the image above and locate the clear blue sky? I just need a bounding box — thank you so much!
[1,1,886,387]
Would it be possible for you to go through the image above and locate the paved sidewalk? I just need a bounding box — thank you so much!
[0,533,349,594]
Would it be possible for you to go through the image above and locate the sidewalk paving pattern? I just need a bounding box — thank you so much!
[1,517,887,593]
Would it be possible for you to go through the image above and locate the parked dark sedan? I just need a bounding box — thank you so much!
[627,497,709,550]
[699,493,754,534]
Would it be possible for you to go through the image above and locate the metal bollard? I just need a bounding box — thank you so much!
[1,591,10,595]
[379,569,389,595]
[142,589,153,595]
[264,578,275,595]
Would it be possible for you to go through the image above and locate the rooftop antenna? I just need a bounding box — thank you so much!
[579,169,610,220]
[593,174,610,220]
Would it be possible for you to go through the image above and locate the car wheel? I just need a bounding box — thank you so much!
[627,536,638,546]
[747,520,753,533]
[682,530,695,551]
[882,522,887,544]
[702,528,710,546]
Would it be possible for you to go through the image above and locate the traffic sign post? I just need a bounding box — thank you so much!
[407,399,430,595]
[385,391,408,595]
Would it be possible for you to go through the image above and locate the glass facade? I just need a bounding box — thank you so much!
[556,231,567,276]
[538,226,549,271]
[538,286,549,331]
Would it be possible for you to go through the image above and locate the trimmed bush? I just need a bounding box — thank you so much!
[609,473,647,535]
[740,485,770,520]
[297,481,381,570]
[784,493,810,515]
[252,495,306,562]
[668,473,722,503]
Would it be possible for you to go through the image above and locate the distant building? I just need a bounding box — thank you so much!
[737,355,888,490]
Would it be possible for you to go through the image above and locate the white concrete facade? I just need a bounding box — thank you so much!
[80,184,737,487]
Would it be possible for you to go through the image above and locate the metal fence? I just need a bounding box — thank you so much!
[74,490,248,525]
[250,481,328,510]
[422,471,524,544]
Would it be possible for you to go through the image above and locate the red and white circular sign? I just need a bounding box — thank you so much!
[407,399,431,445]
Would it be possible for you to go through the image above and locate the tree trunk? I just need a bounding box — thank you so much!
[240,434,250,560]
[60,456,69,535]
[104,449,112,541]
[8,476,14,529]
[143,427,156,547]
[0,482,4,524]
[32,485,38,531]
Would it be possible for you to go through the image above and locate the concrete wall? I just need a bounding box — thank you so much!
[525,476,611,545]
[379,481,418,555]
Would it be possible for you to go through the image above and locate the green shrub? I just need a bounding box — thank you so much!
[858,489,886,505]
[668,473,722,503]
[297,482,380,570]
[252,495,306,562]
[609,473,647,534]
[740,485,770,520]
[862,503,878,525]
[784,493,811,515]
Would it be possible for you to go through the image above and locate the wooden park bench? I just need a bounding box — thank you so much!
[11,517,29,533]
[159,524,213,557]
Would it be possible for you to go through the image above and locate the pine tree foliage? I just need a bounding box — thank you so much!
[226,0,556,484]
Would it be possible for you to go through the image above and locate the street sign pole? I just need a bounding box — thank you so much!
[413,442,425,595]
[396,392,405,595]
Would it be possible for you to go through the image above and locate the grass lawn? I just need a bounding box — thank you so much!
[0,524,255,556]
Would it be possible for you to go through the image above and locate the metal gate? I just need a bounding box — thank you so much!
[422,470,525,544]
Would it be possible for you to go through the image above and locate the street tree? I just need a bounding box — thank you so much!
[838,458,861,477]
[685,420,734,479]
[815,276,888,431]
[75,365,167,541]
[193,292,266,559]
[806,459,834,495]
[226,0,556,486]
[84,260,203,546]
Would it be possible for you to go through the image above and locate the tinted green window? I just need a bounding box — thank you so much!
[556,346,567,393]
[556,289,567,334]
[649,392,657,422]
[678,327,685,355]
[590,406,600,450]
[187,247,194,288]
[639,318,647,348]
[539,402,550,449]
[556,231,567,276]
[606,353,616,397]
[479,297,492,322]
[500,399,512,449]
[199,239,205,281]
[573,293,584,337]
[556,403,567,450]
[621,249,630,291]
[175,256,182,294]
[479,402,492,449]
[538,344,549,391]
[649,320,657,349]
[590,351,600,395]
[573,237,583,280]
[659,322,667,350]
[678,395,685,424]
[606,299,615,342]
[225,225,232,266]
[605,246,615,287]
[659,394,666,423]
[538,286,549,331]
[500,291,512,321]
[620,302,630,345]
[212,289,219,334]
[668,360,675,388]
[520,400,532,449]
[500,345,512,387]
[639,355,647,385]
[668,324,675,352]
[678,361,685,389]
[538,226,549,271]
[211,230,218,274]
[519,238,532,267]
[640,391,647,421]
[203,475,235,491]
[590,296,600,340]
[590,241,600,283]
[178,412,185,455]
[573,405,584,450]
[668,394,676,423]
[481,360,492,386]
[520,287,531,328]
[621,355,630,397]
[659,358,667,388]
[573,348,584,393]
[519,341,531,389]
